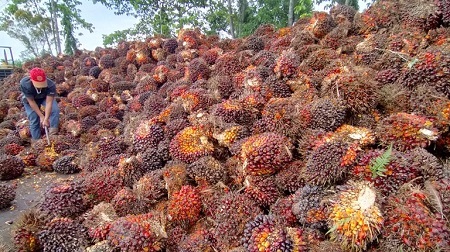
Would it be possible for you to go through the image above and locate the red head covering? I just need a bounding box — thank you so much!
[29,68,48,88]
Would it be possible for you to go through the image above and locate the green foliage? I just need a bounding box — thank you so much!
[1,0,93,57]
[314,0,375,11]
[95,0,316,45]
[55,0,94,55]
[295,0,313,17]
[370,144,393,178]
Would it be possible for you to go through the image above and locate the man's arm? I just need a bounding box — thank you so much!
[26,97,46,124]
[43,95,54,127]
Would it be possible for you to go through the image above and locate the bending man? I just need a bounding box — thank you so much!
[19,67,59,143]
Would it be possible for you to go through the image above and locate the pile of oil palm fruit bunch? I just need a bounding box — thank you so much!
[1,0,450,251]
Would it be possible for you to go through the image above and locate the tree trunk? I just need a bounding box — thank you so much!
[237,0,247,37]
[288,0,294,26]
[227,0,236,38]
[345,0,351,5]
[51,0,62,55]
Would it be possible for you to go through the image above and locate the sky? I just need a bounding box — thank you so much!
[1,0,367,61]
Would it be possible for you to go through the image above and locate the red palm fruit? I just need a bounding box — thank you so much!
[167,185,202,228]
[240,132,293,176]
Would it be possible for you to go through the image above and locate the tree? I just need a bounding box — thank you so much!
[54,0,94,55]
[314,0,375,10]
[95,0,316,45]
[0,0,93,58]
[92,0,211,43]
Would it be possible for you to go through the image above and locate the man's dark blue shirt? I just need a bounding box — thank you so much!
[19,76,56,102]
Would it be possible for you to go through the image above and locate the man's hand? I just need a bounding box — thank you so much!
[40,116,50,127]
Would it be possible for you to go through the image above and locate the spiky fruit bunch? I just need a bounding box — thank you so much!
[274,50,301,79]
[107,212,167,252]
[35,146,59,172]
[309,97,346,132]
[303,141,357,186]
[111,187,141,217]
[85,240,114,252]
[214,52,247,76]
[307,12,336,39]
[12,209,47,252]
[213,99,257,125]
[381,185,450,251]
[179,88,212,113]
[330,4,356,22]
[38,217,91,251]
[166,226,187,252]
[79,137,125,172]
[110,81,136,93]
[167,185,202,227]
[0,182,16,209]
[328,124,376,147]
[18,149,37,167]
[82,166,124,205]
[244,36,265,52]
[242,214,294,252]
[133,170,167,207]
[401,48,450,97]
[89,79,110,93]
[169,126,215,163]
[0,154,25,180]
[115,156,145,188]
[213,192,262,250]
[71,94,95,109]
[178,28,200,49]
[251,50,277,68]
[376,68,400,84]
[52,155,80,174]
[356,0,399,34]
[162,161,188,197]
[187,58,210,82]
[83,56,97,67]
[3,142,24,155]
[177,224,217,252]
[82,202,118,242]
[244,175,281,207]
[153,65,170,84]
[322,70,379,114]
[254,97,307,139]
[376,112,438,151]
[425,178,450,220]
[405,147,445,180]
[213,125,250,149]
[89,66,101,78]
[98,54,115,69]
[162,38,178,54]
[292,185,329,230]
[269,195,297,227]
[328,181,383,251]
[353,147,421,196]
[140,144,168,172]
[40,182,87,218]
[187,156,228,185]
[240,132,293,176]
[79,105,101,119]
[274,160,305,194]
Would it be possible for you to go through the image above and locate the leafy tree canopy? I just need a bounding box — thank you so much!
[0,0,93,58]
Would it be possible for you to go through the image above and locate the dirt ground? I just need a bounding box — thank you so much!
[0,167,78,251]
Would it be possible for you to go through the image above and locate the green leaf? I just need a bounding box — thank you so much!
[370,144,393,178]
[408,58,419,69]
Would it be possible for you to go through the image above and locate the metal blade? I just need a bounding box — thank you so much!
[44,126,50,145]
